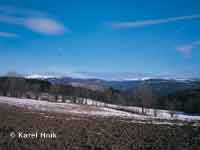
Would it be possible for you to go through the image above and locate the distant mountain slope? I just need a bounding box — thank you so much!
[1,76,200,114]
[44,77,200,95]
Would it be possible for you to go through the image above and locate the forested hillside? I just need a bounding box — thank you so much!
[158,89,200,114]
[0,77,200,114]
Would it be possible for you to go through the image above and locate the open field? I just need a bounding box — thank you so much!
[0,96,200,126]
[0,98,200,149]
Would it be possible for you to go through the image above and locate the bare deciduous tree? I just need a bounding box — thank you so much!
[136,82,154,114]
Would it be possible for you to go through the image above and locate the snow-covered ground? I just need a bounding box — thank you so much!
[0,96,136,118]
[84,98,200,121]
[0,96,200,126]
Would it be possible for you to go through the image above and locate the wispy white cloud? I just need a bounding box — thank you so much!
[25,17,67,35]
[0,5,69,35]
[108,15,200,29]
[0,31,18,38]
[177,41,200,55]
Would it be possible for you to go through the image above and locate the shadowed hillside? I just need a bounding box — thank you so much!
[1,77,200,114]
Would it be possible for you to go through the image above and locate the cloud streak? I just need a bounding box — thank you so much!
[109,15,200,29]
[177,41,200,55]
[0,6,69,35]
[0,31,18,38]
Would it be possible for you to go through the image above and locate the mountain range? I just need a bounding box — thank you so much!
[24,73,200,95]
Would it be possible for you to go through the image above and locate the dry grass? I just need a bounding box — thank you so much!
[0,104,200,150]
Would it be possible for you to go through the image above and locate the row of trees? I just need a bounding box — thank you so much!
[157,89,200,114]
[0,77,199,114]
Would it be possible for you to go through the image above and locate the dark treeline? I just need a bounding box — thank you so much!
[0,77,200,114]
[158,89,200,114]
[0,77,104,103]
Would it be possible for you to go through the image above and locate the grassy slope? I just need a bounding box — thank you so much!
[0,104,200,150]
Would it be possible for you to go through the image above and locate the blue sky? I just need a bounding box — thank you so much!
[0,0,200,79]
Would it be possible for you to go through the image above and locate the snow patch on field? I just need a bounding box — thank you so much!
[0,96,200,126]
[84,98,200,122]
